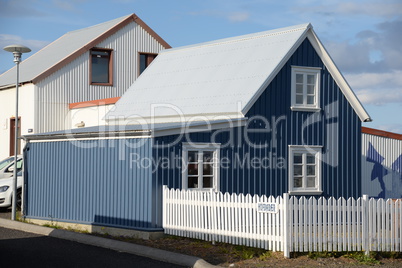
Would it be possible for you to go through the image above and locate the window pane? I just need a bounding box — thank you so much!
[307,155,315,164]
[307,96,315,104]
[307,177,316,188]
[296,74,303,83]
[296,84,303,94]
[307,165,315,175]
[294,177,302,188]
[139,54,156,75]
[139,54,147,74]
[188,163,198,175]
[203,151,214,163]
[293,165,303,176]
[296,95,303,104]
[188,177,198,188]
[203,177,213,188]
[307,74,315,84]
[307,85,315,94]
[294,154,302,163]
[203,164,213,175]
[91,50,110,83]
[188,151,198,162]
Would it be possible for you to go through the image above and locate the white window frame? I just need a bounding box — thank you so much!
[288,145,323,195]
[182,143,220,191]
[291,66,321,112]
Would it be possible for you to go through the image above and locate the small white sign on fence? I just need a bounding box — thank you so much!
[257,202,278,213]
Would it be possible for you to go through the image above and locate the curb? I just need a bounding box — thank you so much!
[0,218,217,268]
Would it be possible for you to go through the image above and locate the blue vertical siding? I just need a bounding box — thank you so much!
[155,38,362,199]
[24,138,161,229]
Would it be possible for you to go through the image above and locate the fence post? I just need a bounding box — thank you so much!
[362,194,369,256]
[162,185,167,230]
[283,193,290,258]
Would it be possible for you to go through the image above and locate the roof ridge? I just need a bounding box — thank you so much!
[65,14,132,35]
[163,23,311,54]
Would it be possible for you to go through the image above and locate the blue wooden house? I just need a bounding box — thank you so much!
[23,23,371,232]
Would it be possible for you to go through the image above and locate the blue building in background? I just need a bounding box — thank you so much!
[23,23,372,232]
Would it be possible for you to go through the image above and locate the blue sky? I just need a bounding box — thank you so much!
[1,0,401,133]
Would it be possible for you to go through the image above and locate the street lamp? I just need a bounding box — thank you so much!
[3,44,31,221]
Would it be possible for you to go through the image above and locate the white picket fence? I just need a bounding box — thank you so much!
[162,186,402,258]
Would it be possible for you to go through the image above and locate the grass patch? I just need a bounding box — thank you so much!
[344,252,380,265]
[42,223,63,229]
[258,251,272,261]
[232,245,267,260]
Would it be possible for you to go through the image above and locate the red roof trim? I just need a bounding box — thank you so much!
[69,97,120,109]
[362,127,402,141]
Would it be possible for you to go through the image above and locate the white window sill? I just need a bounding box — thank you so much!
[290,106,321,112]
[288,190,323,195]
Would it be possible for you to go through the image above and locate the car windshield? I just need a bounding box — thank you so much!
[0,157,14,170]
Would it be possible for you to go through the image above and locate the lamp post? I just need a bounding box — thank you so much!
[3,44,31,221]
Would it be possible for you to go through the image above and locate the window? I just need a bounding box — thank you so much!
[4,158,23,174]
[0,156,14,170]
[182,143,220,191]
[139,53,157,75]
[288,145,322,195]
[291,66,321,111]
[90,48,113,85]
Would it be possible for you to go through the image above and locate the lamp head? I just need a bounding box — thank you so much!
[3,44,31,64]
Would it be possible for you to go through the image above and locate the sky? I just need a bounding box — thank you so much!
[0,0,401,133]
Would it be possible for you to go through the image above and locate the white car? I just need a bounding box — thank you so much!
[0,171,23,208]
[0,155,23,179]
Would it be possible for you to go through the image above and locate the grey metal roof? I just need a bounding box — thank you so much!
[0,14,131,86]
[106,24,311,120]
[107,23,371,122]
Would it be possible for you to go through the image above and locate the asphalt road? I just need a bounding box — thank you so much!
[0,226,186,268]
[0,208,11,220]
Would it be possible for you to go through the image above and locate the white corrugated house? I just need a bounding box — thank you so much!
[0,14,170,159]
[362,127,402,199]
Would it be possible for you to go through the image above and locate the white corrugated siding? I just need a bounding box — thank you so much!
[35,21,166,133]
[362,133,402,198]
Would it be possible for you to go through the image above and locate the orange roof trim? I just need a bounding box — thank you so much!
[362,127,402,141]
[69,97,120,109]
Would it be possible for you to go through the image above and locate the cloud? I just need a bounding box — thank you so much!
[52,0,77,12]
[294,0,402,18]
[374,124,402,134]
[346,71,402,105]
[227,12,250,22]
[0,0,47,18]
[336,1,402,17]
[189,9,250,23]
[0,34,49,54]
[325,18,402,74]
